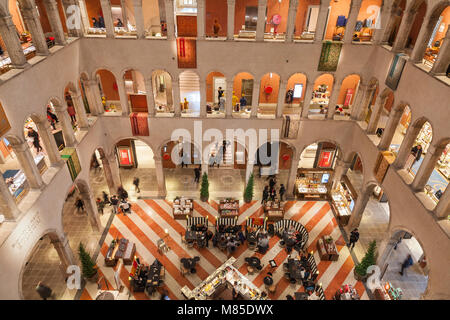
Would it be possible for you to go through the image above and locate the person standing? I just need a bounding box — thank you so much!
[27,127,43,153]
[399,254,414,276]
[262,185,269,204]
[348,228,360,250]
[279,184,286,201]
[75,198,84,213]
[406,144,422,171]
[194,166,201,183]
[36,282,52,300]
[116,18,123,27]
[102,191,110,204]
[110,195,119,214]
[98,16,105,28]
[67,102,76,125]
[133,177,140,193]
[96,198,105,215]
[269,177,276,190]
[232,282,239,300]
[269,187,276,201]
[217,87,224,103]
[118,186,128,201]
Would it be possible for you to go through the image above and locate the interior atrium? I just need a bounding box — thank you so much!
[0,0,448,302]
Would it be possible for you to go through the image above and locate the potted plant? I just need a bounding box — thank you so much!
[200,172,209,202]
[78,242,98,282]
[244,173,254,203]
[354,240,377,281]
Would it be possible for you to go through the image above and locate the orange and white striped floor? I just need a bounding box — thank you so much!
[79,200,369,300]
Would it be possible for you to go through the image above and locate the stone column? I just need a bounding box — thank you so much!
[378,108,403,150]
[227,0,235,40]
[20,2,50,56]
[430,28,450,75]
[276,79,287,118]
[225,79,233,118]
[69,91,89,129]
[86,79,104,115]
[350,82,369,120]
[144,78,156,116]
[314,1,330,43]
[35,121,63,166]
[79,188,101,231]
[391,8,417,53]
[164,0,175,40]
[55,105,77,147]
[0,15,28,68]
[286,0,299,42]
[330,158,352,190]
[0,170,20,219]
[11,141,44,189]
[411,144,445,192]
[372,1,393,45]
[100,0,115,38]
[326,81,341,119]
[367,95,386,134]
[197,0,205,40]
[255,0,267,42]
[117,78,130,116]
[120,0,129,28]
[343,0,362,43]
[154,156,167,198]
[251,79,260,118]
[133,0,146,39]
[393,123,421,170]
[301,81,314,119]
[51,233,77,277]
[286,153,300,199]
[61,0,84,37]
[346,188,371,231]
[101,152,122,195]
[435,186,450,219]
[43,0,67,45]
[199,79,207,117]
[410,12,433,63]
[172,77,181,117]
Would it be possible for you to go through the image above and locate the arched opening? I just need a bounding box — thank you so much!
[308,73,334,119]
[174,0,198,38]
[385,104,412,154]
[367,89,395,136]
[123,69,147,113]
[282,73,307,117]
[205,71,226,117]
[346,152,364,193]
[95,69,122,115]
[351,0,382,43]
[296,141,341,200]
[421,6,450,69]
[263,0,290,40]
[35,0,69,37]
[334,74,361,120]
[234,0,258,39]
[205,0,227,39]
[362,79,379,123]
[405,120,432,176]
[258,72,280,118]
[293,0,321,41]
[179,70,200,117]
[232,72,254,117]
[379,230,428,300]
[324,0,351,41]
[21,232,72,300]
[152,70,174,115]
[90,147,111,201]
[387,0,407,46]
[82,0,106,35]
[404,1,427,54]
[115,138,156,198]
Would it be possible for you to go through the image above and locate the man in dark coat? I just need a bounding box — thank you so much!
[348,228,360,250]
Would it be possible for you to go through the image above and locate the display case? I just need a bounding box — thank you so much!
[295,169,331,200]
[218,199,239,217]
[330,176,357,225]
[172,196,193,220]
[263,200,285,222]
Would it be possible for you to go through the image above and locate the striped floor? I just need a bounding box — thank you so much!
[80,200,369,300]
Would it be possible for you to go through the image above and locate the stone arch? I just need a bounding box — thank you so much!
[152,69,174,113]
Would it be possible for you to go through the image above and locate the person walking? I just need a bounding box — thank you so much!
[348,228,360,250]
[110,195,119,214]
[399,254,414,276]
[67,102,76,125]
[279,184,286,201]
[406,144,422,171]
[194,166,201,183]
[117,186,128,201]
[269,177,276,190]
[75,198,84,213]
[133,177,140,193]
[102,191,110,204]
[119,199,131,216]
[262,185,269,204]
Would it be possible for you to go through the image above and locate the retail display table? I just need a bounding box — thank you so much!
[173,197,193,220]
[316,236,339,261]
[263,200,285,222]
[105,238,136,267]
[218,199,239,217]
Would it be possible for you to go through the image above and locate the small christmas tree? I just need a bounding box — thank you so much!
[78,242,97,279]
[355,240,377,277]
[200,172,209,201]
[244,173,254,203]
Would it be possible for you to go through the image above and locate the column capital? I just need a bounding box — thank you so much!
[11,141,29,153]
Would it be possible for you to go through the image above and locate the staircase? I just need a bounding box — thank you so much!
[209,142,234,168]
[179,71,200,114]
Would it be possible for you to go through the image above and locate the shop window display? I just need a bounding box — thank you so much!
[422,7,450,68]
[152,70,174,114]
[308,84,330,116]
[232,72,254,118]
[351,0,381,43]
[324,0,351,41]
[143,0,164,37]
[234,0,258,39]
[293,0,320,41]
[263,0,290,41]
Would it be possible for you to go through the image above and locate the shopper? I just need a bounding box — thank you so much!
[96,198,105,215]
[102,191,110,204]
[117,186,128,201]
[75,198,84,213]
[92,17,99,28]
[262,186,269,203]
[399,254,414,276]
[91,155,100,173]
[98,16,105,28]
[239,96,247,110]
[258,234,269,254]
[160,289,170,300]
[348,228,360,250]
[232,282,239,300]
[194,166,201,183]
[269,177,276,190]
[67,102,76,125]
[27,127,43,153]
[217,87,224,103]
[279,184,286,201]
[110,195,119,214]
[36,282,52,300]
[120,199,131,216]
[133,177,140,193]
[269,187,276,201]
[116,18,123,27]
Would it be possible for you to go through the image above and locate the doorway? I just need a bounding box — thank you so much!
[241,79,253,105]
